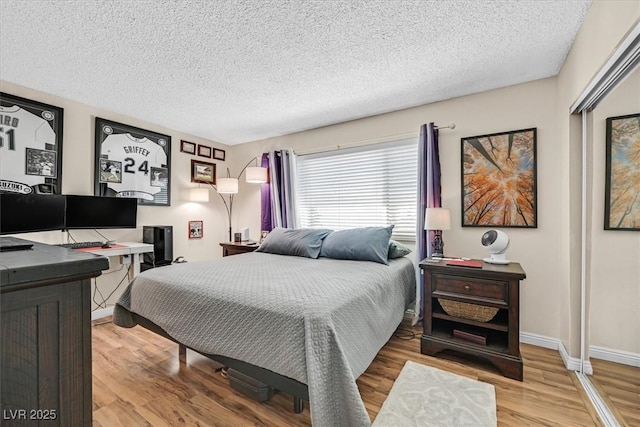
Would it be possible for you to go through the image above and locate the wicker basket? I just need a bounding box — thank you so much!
[438,299,498,323]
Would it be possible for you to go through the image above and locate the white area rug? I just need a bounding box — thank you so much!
[372,360,497,427]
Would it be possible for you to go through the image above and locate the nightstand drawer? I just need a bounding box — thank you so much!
[432,274,507,302]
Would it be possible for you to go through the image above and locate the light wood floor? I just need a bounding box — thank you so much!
[92,320,606,426]
[590,358,640,427]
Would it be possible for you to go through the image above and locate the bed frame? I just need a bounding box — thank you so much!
[130,312,309,413]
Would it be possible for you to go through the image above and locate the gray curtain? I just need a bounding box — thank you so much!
[414,123,441,324]
[261,149,299,230]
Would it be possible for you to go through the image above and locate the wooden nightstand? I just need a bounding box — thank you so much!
[219,242,259,257]
[419,259,526,380]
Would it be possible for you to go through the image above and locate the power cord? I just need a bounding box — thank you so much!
[94,228,111,243]
[393,327,416,340]
[91,263,132,311]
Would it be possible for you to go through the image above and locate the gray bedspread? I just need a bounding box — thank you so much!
[114,252,416,427]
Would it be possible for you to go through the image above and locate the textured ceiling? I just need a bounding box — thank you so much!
[0,0,591,145]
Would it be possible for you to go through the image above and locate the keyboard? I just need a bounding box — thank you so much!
[56,241,104,249]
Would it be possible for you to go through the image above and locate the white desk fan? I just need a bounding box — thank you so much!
[481,230,510,264]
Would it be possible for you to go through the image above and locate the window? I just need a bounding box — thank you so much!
[297,139,418,241]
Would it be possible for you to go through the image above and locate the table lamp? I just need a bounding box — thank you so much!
[424,207,451,257]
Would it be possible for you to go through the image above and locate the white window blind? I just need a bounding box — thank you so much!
[297,138,418,241]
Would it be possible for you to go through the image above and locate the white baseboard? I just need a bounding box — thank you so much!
[520,331,558,350]
[576,372,620,427]
[523,332,640,371]
[520,331,592,374]
[590,345,640,368]
[91,306,114,321]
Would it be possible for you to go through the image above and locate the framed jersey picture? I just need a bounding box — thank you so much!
[0,92,64,194]
[94,117,171,206]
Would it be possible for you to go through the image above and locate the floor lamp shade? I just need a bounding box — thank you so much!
[216,177,239,194]
[245,166,268,183]
[189,187,209,202]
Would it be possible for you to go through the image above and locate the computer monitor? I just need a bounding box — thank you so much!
[64,195,137,229]
[0,193,66,234]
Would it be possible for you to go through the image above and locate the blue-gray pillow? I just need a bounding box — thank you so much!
[256,227,332,258]
[388,240,412,259]
[320,225,394,265]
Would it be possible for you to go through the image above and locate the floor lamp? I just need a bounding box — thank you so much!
[213,157,268,242]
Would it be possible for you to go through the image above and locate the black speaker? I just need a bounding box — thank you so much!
[142,225,173,267]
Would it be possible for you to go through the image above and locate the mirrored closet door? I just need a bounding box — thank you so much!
[572,21,640,427]
[587,65,639,427]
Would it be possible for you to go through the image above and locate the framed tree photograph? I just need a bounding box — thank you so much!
[198,144,212,158]
[461,128,537,227]
[180,140,196,155]
[213,148,226,161]
[191,159,216,184]
[189,220,203,239]
[605,113,640,230]
[0,92,64,194]
[94,117,171,206]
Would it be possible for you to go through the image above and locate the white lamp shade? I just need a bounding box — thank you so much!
[216,177,239,194]
[189,187,209,202]
[245,166,268,183]
[425,207,451,230]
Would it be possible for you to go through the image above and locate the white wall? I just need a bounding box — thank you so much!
[0,80,235,309]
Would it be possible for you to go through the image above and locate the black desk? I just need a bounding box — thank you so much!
[1,237,109,426]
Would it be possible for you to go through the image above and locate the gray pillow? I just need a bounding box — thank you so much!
[388,240,412,259]
[320,225,394,265]
[256,227,332,258]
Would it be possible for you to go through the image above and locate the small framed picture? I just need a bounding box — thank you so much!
[198,144,212,158]
[189,220,203,239]
[213,148,226,161]
[180,140,196,155]
[99,159,122,183]
[150,167,168,188]
[26,148,57,177]
[191,159,216,184]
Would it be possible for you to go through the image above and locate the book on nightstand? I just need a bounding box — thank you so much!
[453,329,488,346]
[446,259,482,268]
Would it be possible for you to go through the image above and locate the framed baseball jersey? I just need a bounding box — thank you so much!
[0,92,64,195]
[94,117,171,206]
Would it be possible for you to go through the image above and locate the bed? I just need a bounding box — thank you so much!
[114,235,415,426]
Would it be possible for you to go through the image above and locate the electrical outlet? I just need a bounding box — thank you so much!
[121,254,131,265]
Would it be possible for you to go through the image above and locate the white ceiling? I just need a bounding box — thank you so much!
[0,0,591,145]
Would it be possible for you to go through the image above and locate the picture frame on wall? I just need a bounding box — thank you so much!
[94,117,171,206]
[604,113,640,231]
[461,128,537,228]
[0,92,64,194]
[198,144,212,158]
[180,140,196,155]
[213,148,226,161]
[98,159,122,184]
[189,220,203,239]
[191,159,216,184]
